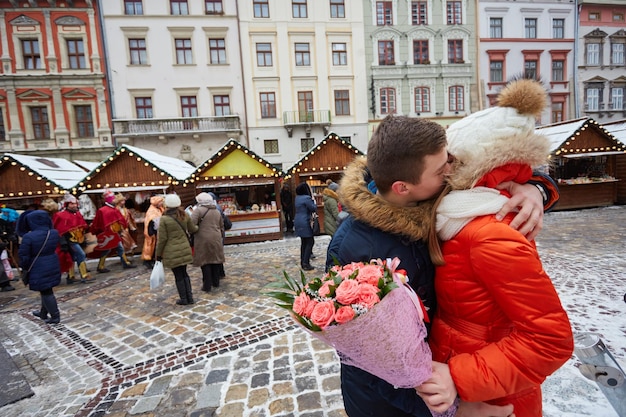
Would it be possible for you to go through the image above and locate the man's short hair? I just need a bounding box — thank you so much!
[367,115,447,193]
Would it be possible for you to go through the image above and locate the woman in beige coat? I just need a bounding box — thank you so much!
[191,193,225,292]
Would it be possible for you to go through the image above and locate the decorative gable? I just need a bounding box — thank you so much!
[16,89,52,100]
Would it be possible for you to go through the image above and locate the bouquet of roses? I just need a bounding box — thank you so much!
[263,257,434,389]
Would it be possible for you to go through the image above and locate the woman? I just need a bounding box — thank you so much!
[155,194,198,305]
[294,182,317,271]
[142,195,164,268]
[323,181,340,237]
[18,210,62,324]
[420,79,573,416]
[115,193,138,257]
[191,193,225,292]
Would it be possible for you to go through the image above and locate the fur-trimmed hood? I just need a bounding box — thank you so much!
[339,157,435,241]
[322,187,339,200]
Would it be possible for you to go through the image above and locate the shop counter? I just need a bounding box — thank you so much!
[224,210,282,244]
[554,180,619,210]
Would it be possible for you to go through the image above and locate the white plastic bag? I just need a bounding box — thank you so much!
[150,261,165,290]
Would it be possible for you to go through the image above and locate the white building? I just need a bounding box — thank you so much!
[237,0,370,171]
[478,0,576,124]
[98,0,246,166]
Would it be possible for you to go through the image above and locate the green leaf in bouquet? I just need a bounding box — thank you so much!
[381,281,399,296]
[293,313,322,332]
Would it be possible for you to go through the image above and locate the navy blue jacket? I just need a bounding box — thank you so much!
[294,194,317,238]
[18,210,61,292]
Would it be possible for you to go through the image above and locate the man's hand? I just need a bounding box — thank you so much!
[456,400,515,417]
[416,361,458,413]
[495,181,544,241]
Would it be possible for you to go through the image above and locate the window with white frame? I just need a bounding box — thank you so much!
[379,88,396,114]
[332,43,347,65]
[586,42,600,66]
[586,87,600,111]
[170,0,189,15]
[553,19,564,39]
[446,1,461,25]
[264,139,279,154]
[611,42,624,65]
[525,18,537,39]
[611,87,624,110]
[412,2,427,25]
[209,38,226,64]
[449,86,464,112]
[414,87,430,113]
[330,0,345,18]
[376,2,393,26]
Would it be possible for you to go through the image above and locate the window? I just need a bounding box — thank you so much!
[332,43,347,65]
[490,61,503,82]
[209,38,226,64]
[449,86,464,112]
[334,90,350,115]
[135,97,153,119]
[553,19,564,39]
[414,87,430,113]
[611,87,624,110]
[586,43,600,66]
[66,39,86,69]
[213,95,230,116]
[129,39,147,65]
[446,1,462,25]
[181,96,197,129]
[254,0,269,18]
[256,43,273,67]
[490,18,502,38]
[260,92,276,118]
[170,0,189,15]
[588,12,600,21]
[330,0,345,18]
[611,42,624,65]
[301,138,314,152]
[0,112,5,140]
[448,39,463,63]
[552,60,564,82]
[205,0,223,14]
[552,102,563,123]
[380,88,396,114]
[411,2,427,25]
[614,13,625,22]
[22,39,41,69]
[124,0,143,15]
[75,105,94,137]
[586,87,600,111]
[525,18,537,39]
[378,40,394,65]
[293,0,308,18]
[413,40,429,64]
[175,38,193,64]
[524,60,537,80]
[30,107,50,139]
[295,43,310,66]
[376,2,393,26]
[264,139,279,154]
[298,91,314,122]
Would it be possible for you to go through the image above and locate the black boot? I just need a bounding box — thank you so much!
[175,276,188,305]
[211,265,220,289]
[201,265,211,292]
[184,274,194,305]
[32,300,49,320]
[41,293,60,324]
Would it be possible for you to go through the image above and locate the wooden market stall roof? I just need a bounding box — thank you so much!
[603,119,626,144]
[536,117,626,159]
[0,153,88,200]
[79,144,197,194]
[193,139,282,188]
[285,132,365,179]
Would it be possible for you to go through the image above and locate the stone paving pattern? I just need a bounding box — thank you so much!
[0,206,625,417]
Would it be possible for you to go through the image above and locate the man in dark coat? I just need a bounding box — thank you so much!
[280,184,294,233]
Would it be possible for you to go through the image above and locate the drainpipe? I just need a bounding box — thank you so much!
[573,0,580,119]
[235,0,250,147]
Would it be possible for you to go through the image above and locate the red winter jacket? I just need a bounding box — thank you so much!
[429,214,573,417]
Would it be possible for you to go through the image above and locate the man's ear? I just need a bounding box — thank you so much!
[390,181,410,196]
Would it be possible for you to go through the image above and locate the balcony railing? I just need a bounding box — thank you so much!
[113,115,241,137]
[282,110,331,137]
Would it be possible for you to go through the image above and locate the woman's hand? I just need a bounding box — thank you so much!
[416,361,458,412]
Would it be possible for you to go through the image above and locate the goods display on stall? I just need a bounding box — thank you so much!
[537,117,626,210]
[285,133,364,233]
[192,139,283,244]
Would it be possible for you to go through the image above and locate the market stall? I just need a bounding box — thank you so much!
[192,139,283,244]
[78,144,197,250]
[285,133,365,233]
[537,118,626,210]
[603,119,626,204]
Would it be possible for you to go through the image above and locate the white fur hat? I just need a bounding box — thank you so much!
[195,192,213,205]
[164,194,181,208]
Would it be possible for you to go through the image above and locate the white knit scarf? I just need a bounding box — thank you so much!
[436,187,511,241]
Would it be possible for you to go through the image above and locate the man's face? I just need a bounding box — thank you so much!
[67,202,79,212]
[404,147,452,203]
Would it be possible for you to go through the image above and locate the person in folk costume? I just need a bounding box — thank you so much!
[114,193,138,256]
[53,193,93,284]
[141,195,165,268]
[90,190,136,273]
[191,193,225,292]
[420,79,573,416]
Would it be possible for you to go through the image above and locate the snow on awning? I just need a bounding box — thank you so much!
[2,153,87,190]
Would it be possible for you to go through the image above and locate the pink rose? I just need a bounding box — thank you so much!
[293,292,314,318]
[335,279,360,305]
[334,306,356,324]
[310,300,336,328]
[357,283,380,308]
[356,264,384,286]
[318,281,333,298]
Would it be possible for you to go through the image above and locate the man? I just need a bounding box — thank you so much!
[90,190,136,273]
[326,115,558,417]
[52,193,92,284]
[280,183,294,233]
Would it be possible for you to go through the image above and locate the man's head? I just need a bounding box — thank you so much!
[367,115,450,205]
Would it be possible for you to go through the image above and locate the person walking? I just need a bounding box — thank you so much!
[280,184,294,233]
[0,242,15,292]
[19,210,62,324]
[142,195,164,268]
[53,193,92,284]
[294,182,317,271]
[115,193,138,257]
[155,194,198,305]
[191,193,225,292]
[323,181,340,237]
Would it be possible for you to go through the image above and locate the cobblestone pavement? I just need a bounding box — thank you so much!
[0,206,625,417]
